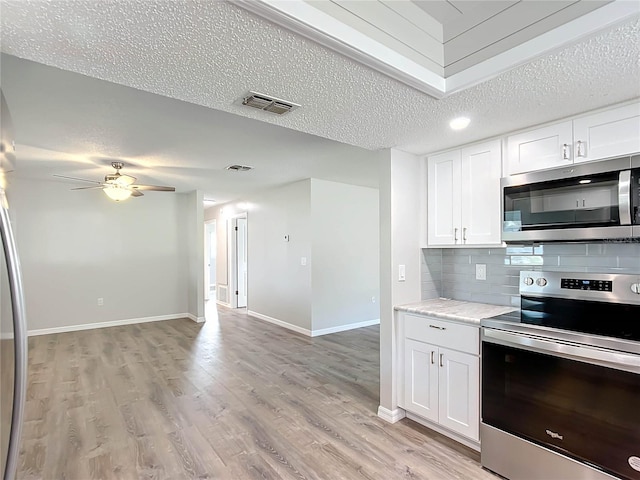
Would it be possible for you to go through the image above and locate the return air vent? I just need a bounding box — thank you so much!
[226,164,253,172]
[241,91,300,115]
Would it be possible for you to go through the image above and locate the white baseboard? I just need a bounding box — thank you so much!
[27,313,192,337]
[247,310,312,336]
[187,313,206,323]
[216,300,231,308]
[311,318,380,337]
[377,406,406,424]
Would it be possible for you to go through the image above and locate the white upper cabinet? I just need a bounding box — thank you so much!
[506,102,640,175]
[572,103,640,163]
[507,121,573,175]
[427,150,461,246]
[460,141,502,245]
[427,140,501,247]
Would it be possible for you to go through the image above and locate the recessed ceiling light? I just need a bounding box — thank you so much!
[450,117,471,130]
[579,179,592,184]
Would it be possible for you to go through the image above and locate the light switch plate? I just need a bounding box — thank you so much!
[300,257,307,266]
[398,264,406,282]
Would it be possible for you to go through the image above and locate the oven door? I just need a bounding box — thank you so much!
[482,328,640,480]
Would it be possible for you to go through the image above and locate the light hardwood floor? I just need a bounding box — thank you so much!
[17,306,498,479]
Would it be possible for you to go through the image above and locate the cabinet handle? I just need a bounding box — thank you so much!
[562,143,571,160]
[454,228,458,242]
[463,227,467,242]
[431,351,435,364]
[576,140,586,158]
[429,324,446,330]
[576,200,579,207]
[440,353,444,367]
[583,199,586,207]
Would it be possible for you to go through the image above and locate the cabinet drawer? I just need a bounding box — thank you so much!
[405,314,479,355]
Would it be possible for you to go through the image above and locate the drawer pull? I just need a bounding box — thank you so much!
[440,353,444,367]
[430,351,435,364]
[429,325,446,330]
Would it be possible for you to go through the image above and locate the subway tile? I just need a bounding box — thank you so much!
[506,246,533,255]
[470,292,511,306]
[541,244,587,255]
[510,255,544,266]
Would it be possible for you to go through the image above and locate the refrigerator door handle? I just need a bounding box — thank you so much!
[0,190,27,480]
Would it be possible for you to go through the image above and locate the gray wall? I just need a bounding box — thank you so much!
[422,242,640,306]
[10,177,193,332]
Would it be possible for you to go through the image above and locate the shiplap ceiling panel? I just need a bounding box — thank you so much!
[381,1,444,43]
[334,0,444,65]
[445,0,610,74]
[443,1,520,42]
[444,0,609,70]
[309,0,444,74]
[413,0,462,25]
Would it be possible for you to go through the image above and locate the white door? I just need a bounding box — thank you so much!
[460,140,502,245]
[236,217,248,308]
[572,102,640,164]
[438,348,479,441]
[427,150,462,246]
[404,339,439,423]
[506,121,573,175]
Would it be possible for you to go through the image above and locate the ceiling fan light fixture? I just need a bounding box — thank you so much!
[103,184,132,201]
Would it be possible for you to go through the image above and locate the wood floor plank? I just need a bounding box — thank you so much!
[16,306,497,479]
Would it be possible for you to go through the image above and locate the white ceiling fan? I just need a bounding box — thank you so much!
[54,161,176,201]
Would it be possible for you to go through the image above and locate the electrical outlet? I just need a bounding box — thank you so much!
[371,296,376,303]
[284,234,289,242]
[97,297,104,306]
[476,264,487,281]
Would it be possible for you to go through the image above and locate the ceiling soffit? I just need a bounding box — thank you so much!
[238,0,639,98]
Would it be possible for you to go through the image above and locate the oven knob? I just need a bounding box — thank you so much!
[536,278,548,287]
[631,283,640,294]
[523,277,534,286]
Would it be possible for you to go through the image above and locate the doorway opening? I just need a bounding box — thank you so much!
[230,214,248,309]
[204,219,216,302]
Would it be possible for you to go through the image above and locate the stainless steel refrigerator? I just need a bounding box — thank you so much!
[0,89,28,480]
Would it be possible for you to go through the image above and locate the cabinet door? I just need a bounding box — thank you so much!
[506,121,573,175]
[427,150,462,245]
[573,103,640,164]
[404,339,439,423]
[460,140,502,245]
[438,348,479,441]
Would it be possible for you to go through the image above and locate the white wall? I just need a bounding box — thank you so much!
[9,177,192,333]
[378,149,421,419]
[310,179,379,331]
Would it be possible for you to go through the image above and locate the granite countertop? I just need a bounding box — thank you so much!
[395,298,517,326]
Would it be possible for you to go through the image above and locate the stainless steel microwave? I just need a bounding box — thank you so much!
[501,155,640,243]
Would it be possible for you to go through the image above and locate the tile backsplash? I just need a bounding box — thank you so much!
[421,242,640,307]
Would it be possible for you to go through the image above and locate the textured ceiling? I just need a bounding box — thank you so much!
[0,0,639,157]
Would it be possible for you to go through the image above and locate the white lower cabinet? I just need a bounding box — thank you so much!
[401,313,480,445]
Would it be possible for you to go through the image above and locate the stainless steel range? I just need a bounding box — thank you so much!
[481,270,640,480]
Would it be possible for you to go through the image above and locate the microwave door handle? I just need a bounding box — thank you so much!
[618,170,632,225]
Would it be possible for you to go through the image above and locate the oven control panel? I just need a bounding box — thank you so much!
[561,278,613,292]
[519,270,640,305]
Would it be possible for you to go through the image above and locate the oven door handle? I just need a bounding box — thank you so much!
[483,328,640,374]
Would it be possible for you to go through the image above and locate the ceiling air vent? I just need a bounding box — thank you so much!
[226,164,253,172]
[241,91,300,115]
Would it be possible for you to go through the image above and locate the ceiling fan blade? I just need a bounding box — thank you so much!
[53,174,102,185]
[71,185,104,190]
[131,184,176,192]
[131,189,144,197]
